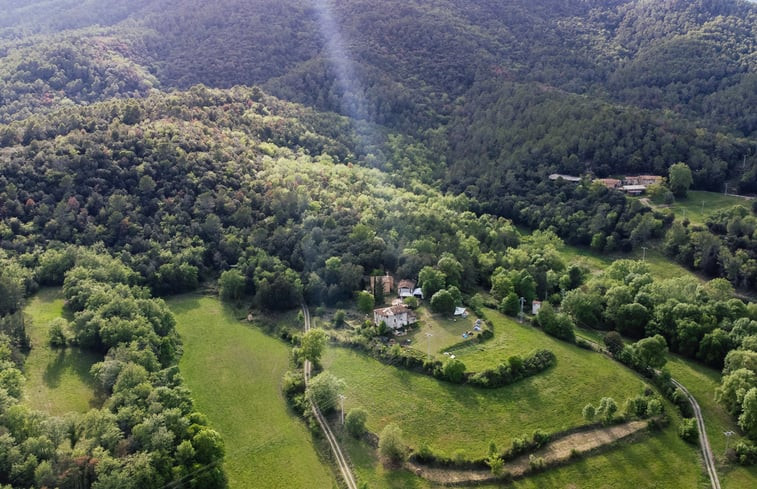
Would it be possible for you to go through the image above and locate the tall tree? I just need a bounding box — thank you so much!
[669,162,693,198]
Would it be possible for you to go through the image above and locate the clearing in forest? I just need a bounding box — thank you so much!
[23,288,100,415]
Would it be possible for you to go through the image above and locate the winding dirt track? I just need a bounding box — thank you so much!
[302,304,358,489]
[671,378,721,489]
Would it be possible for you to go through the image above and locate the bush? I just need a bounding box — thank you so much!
[528,454,546,471]
[672,388,694,417]
[536,304,575,342]
[678,418,698,444]
[282,370,305,400]
[306,371,345,414]
[603,331,624,356]
[531,429,550,447]
[624,395,649,418]
[379,423,406,462]
[442,357,466,383]
[333,310,346,327]
[735,440,757,465]
[48,318,69,347]
[345,407,368,438]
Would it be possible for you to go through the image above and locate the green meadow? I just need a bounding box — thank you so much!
[325,309,669,455]
[23,288,100,415]
[328,310,707,488]
[168,295,336,489]
[669,190,753,225]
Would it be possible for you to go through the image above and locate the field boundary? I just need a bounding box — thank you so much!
[406,419,651,485]
[671,378,721,489]
[303,304,358,489]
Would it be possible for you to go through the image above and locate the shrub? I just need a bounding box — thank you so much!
[603,331,624,356]
[678,418,698,444]
[333,310,346,327]
[672,388,694,417]
[442,357,466,383]
[345,407,368,438]
[624,395,649,418]
[379,423,406,462]
[531,429,550,447]
[646,398,664,417]
[582,404,596,423]
[528,454,546,471]
[306,371,345,414]
[48,318,70,347]
[735,440,757,465]
[597,397,618,424]
[282,370,305,399]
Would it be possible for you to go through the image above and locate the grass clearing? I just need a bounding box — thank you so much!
[324,309,659,455]
[168,294,336,489]
[407,307,481,356]
[669,190,753,224]
[665,355,757,488]
[23,288,101,415]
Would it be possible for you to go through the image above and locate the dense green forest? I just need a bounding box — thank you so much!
[2,0,757,487]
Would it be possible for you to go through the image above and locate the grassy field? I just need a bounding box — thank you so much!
[560,241,695,282]
[324,309,671,455]
[665,355,757,489]
[168,295,336,489]
[331,309,707,488]
[407,307,481,357]
[23,288,101,415]
[668,190,753,224]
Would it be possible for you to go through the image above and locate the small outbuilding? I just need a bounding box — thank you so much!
[398,279,416,298]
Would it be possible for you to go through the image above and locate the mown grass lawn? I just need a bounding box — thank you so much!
[324,309,662,456]
[23,288,101,415]
[168,295,336,489]
[665,355,757,489]
[407,306,481,357]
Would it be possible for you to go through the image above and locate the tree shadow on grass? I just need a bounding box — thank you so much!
[43,347,99,390]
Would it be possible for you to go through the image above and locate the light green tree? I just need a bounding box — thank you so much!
[669,162,693,198]
[301,328,327,363]
[379,423,406,462]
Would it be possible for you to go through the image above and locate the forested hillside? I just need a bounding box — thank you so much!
[2,2,757,488]
[0,0,755,286]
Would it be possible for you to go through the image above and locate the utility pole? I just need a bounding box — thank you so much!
[339,394,346,425]
[724,430,735,457]
[641,246,647,262]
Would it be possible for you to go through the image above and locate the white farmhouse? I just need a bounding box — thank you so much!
[373,304,417,330]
